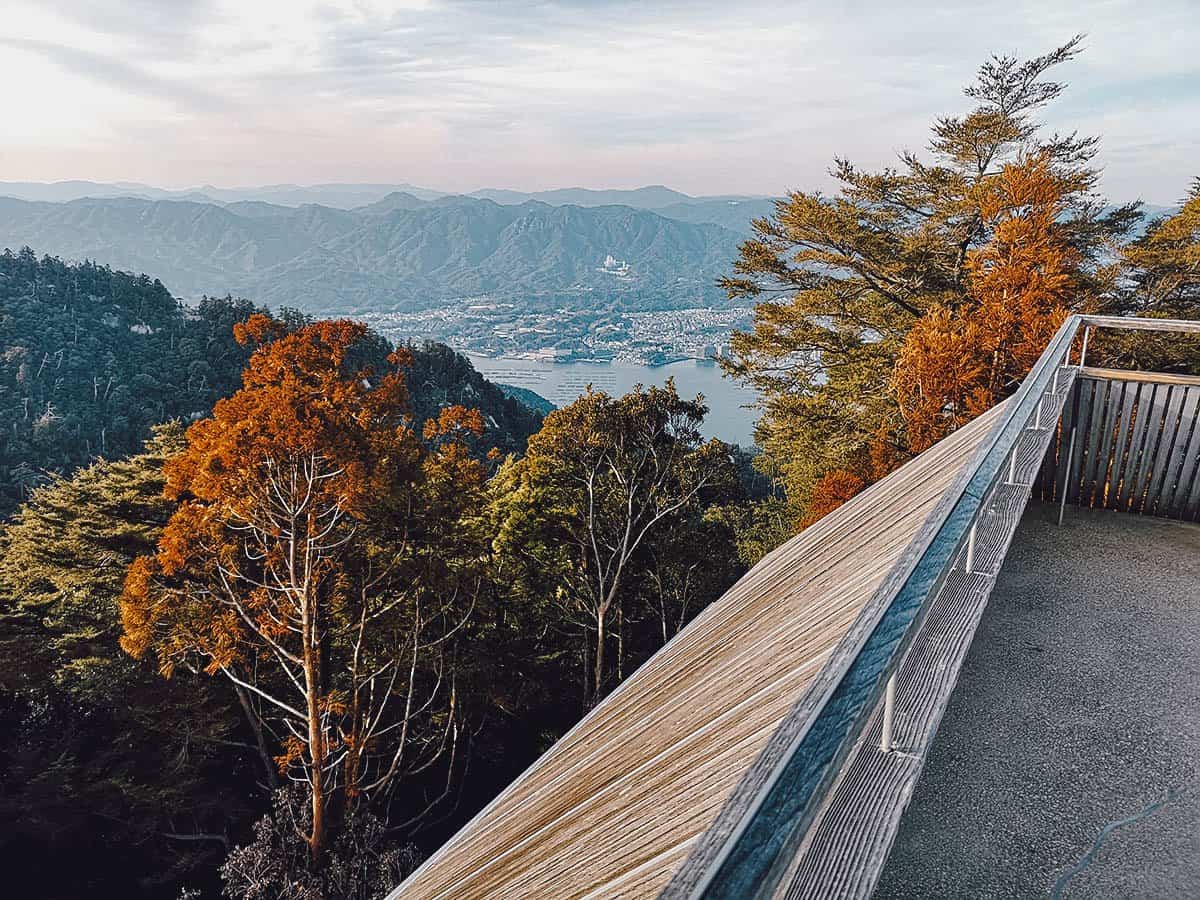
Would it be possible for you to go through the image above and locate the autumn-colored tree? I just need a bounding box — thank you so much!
[490,382,738,708]
[120,316,488,861]
[721,39,1136,522]
[800,470,867,528]
[895,154,1079,451]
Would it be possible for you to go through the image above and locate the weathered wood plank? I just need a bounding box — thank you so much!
[1072,378,1096,506]
[1166,388,1200,517]
[1107,380,1139,510]
[1145,385,1187,514]
[1082,379,1114,507]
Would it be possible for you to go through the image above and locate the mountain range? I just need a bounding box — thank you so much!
[0,192,756,313]
[0,181,782,314]
[3,180,1171,318]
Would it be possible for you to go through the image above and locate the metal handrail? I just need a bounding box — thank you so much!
[664,313,1200,900]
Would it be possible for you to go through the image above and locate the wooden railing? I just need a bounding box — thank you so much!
[663,314,1200,900]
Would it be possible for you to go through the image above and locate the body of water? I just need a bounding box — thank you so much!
[467,355,759,446]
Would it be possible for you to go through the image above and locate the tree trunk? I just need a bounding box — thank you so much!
[233,683,280,790]
[302,594,327,860]
[617,602,624,682]
[592,609,605,707]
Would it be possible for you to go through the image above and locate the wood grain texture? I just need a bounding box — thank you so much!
[387,406,1005,900]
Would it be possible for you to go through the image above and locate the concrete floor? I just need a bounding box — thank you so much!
[874,503,1200,899]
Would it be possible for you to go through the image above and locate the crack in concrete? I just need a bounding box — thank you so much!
[1050,790,1177,899]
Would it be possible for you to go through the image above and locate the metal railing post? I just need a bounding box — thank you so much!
[965,522,977,573]
[1058,426,1077,526]
[1079,326,1091,368]
[1007,447,1018,484]
[880,675,897,753]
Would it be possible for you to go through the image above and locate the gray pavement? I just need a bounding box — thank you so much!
[874,503,1200,899]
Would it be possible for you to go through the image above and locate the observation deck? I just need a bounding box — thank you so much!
[388,315,1200,900]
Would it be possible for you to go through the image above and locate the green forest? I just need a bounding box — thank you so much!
[0,41,1198,900]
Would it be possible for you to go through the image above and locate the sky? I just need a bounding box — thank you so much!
[2,0,1197,204]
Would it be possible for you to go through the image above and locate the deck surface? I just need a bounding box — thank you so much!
[389,407,1004,900]
[876,504,1200,899]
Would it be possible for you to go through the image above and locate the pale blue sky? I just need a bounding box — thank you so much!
[2,0,1197,204]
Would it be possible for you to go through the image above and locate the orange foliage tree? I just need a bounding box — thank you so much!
[895,154,1079,451]
[800,470,866,528]
[798,426,902,526]
[120,316,487,859]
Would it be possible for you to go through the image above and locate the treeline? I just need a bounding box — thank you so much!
[723,38,1200,525]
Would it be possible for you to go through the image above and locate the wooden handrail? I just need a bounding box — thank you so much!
[1080,315,1200,334]
[1079,366,1200,387]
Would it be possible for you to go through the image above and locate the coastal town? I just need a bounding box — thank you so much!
[361,301,754,365]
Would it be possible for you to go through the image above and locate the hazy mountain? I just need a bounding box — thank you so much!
[0,180,775,221]
[354,191,432,214]
[468,185,697,208]
[0,195,741,313]
[0,180,178,202]
[0,181,443,208]
[197,182,446,207]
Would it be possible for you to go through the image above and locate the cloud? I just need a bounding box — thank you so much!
[0,36,232,113]
[2,0,1197,201]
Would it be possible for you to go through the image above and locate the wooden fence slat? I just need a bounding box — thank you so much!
[1166,388,1200,517]
[1147,386,1188,514]
[1107,381,1139,510]
[1071,379,1095,505]
[1077,378,1102,505]
[1186,438,1200,521]
[1097,381,1129,509]
[1061,383,1079,504]
[1134,384,1173,513]
[1086,380,1119,508]
[1131,385,1171,513]
[1116,383,1153,510]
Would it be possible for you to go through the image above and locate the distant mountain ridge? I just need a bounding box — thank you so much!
[0,180,771,212]
[0,194,744,313]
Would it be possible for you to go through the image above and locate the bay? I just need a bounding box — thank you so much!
[467,355,759,447]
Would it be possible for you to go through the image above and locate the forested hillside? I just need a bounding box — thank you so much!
[0,296,746,900]
[0,250,544,516]
[0,249,262,515]
[0,196,740,313]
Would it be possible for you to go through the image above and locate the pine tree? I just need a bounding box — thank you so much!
[720,39,1137,521]
[0,424,256,896]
